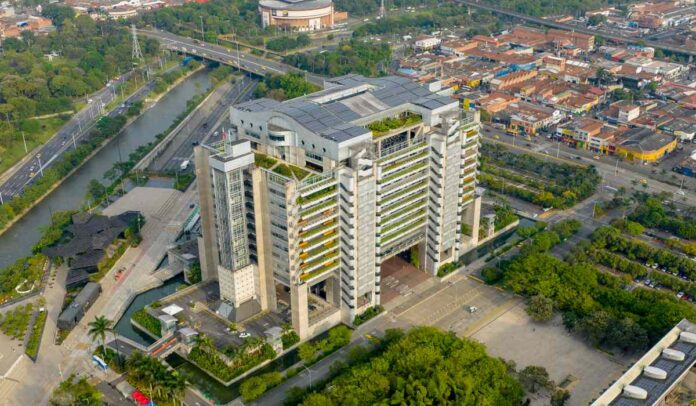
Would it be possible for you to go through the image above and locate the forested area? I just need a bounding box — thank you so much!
[254,73,319,101]
[294,327,524,405]
[137,0,268,45]
[334,0,441,16]
[502,249,696,350]
[628,195,696,240]
[353,4,502,37]
[284,39,391,77]
[485,0,629,17]
[0,6,158,175]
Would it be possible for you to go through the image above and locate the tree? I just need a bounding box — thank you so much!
[480,109,492,122]
[588,14,607,26]
[88,315,113,356]
[298,342,316,363]
[518,365,553,393]
[50,374,102,406]
[526,294,554,322]
[86,179,106,202]
[551,388,571,406]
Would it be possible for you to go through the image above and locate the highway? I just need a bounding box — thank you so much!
[458,0,696,57]
[138,29,326,87]
[0,72,144,202]
[147,75,258,172]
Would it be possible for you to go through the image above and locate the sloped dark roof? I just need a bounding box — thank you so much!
[69,249,105,270]
[43,211,140,259]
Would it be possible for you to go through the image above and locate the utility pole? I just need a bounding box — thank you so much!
[200,16,205,41]
[21,131,27,153]
[131,24,143,62]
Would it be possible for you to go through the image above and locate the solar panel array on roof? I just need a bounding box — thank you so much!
[610,330,696,406]
[234,75,455,142]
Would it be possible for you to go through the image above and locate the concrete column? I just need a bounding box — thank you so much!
[194,146,219,282]
[325,276,340,307]
[291,282,309,339]
[252,168,276,312]
[460,196,482,252]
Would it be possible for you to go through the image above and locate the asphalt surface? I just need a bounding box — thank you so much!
[148,76,258,172]
[0,71,150,202]
[138,29,326,87]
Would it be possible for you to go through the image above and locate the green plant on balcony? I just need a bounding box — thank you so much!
[380,209,426,234]
[379,162,426,184]
[381,204,427,228]
[300,249,339,271]
[381,181,427,204]
[254,153,277,169]
[301,199,336,218]
[377,141,427,163]
[382,151,428,173]
[299,220,337,240]
[368,113,422,137]
[381,219,426,244]
[297,186,336,205]
[382,193,427,217]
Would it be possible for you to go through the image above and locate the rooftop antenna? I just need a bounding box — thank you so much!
[131,24,143,61]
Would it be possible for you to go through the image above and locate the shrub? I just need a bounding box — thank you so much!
[481,267,503,284]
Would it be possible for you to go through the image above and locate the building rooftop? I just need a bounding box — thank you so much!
[234,75,454,143]
[258,0,332,11]
[617,127,676,152]
[594,320,696,406]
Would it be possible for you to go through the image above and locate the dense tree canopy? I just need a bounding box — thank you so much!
[297,327,524,405]
[284,39,391,77]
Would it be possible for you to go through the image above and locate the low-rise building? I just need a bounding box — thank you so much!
[57,282,101,330]
[414,35,441,51]
[505,101,561,136]
[614,127,677,162]
[593,319,696,406]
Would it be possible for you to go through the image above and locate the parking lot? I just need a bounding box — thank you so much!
[472,306,632,406]
[158,281,288,349]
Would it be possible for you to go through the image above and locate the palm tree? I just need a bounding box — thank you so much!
[88,315,113,357]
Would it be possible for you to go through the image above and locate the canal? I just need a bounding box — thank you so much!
[0,69,213,269]
[114,273,186,347]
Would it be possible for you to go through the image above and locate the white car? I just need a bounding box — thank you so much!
[239,332,251,339]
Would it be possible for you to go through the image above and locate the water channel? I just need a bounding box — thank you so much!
[0,69,213,269]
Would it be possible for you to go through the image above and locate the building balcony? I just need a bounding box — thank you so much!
[381,191,427,217]
[299,229,337,250]
[300,199,337,218]
[299,220,338,240]
[381,151,428,176]
[380,180,428,205]
[378,162,427,185]
[377,141,427,165]
[380,203,427,229]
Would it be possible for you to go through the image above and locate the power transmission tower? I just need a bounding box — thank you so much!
[131,24,143,61]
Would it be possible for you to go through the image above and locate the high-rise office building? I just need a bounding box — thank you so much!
[196,75,481,338]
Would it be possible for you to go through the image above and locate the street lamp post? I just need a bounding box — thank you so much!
[37,155,44,177]
[303,365,313,389]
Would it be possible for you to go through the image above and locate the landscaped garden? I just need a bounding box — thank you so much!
[479,144,601,209]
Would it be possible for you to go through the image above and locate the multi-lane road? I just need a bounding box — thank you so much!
[147,76,258,172]
[0,71,148,202]
[138,29,326,87]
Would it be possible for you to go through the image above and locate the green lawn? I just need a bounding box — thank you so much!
[0,116,72,176]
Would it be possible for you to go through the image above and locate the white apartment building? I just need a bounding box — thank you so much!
[196,75,481,338]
